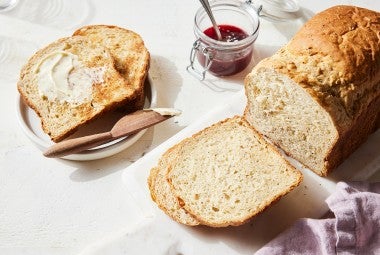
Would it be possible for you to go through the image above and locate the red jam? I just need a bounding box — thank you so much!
[203,24,249,42]
[197,24,253,76]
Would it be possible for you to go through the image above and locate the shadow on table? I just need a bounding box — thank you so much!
[149,54,183,109]
[2,0,95,31]
[65,128,155,182]
[271,7,315,41]
[182,169,331,254]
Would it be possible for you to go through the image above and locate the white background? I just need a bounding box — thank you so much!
[0,0,379,254]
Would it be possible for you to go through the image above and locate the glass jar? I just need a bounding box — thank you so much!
[187,0,260,80]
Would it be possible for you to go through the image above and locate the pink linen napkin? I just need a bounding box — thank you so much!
[255,181,380,255]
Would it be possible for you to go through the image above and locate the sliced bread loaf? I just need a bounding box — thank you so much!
[166,116,302,227]
[73,25,150,112]
[244,6,380,176]
[18,36,136,142]
[148,145,200,226]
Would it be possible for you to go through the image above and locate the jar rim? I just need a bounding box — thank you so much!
[194,0,260,50]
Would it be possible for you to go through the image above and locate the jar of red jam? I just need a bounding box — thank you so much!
[187,0,260,80]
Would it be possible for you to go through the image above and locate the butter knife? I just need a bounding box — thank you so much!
[43,108,181,158]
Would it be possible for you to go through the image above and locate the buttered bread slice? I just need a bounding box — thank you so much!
[73,25,150,112]
[166,116,302,227]
[18,36,136,142]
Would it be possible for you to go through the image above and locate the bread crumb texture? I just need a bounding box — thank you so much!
[165,117,302,227]
[244,6,380,176]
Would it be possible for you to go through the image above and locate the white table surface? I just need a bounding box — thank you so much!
[0,0,379,254]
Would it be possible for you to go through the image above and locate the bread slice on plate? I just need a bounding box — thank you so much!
[18,25,150,142]
[18,36,139,142]
[73,25,150,113]
[244,5,380,176]
[165,116,302,227]
[148,145,200,226]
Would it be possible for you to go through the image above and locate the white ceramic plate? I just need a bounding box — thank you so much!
[16,76,157,161]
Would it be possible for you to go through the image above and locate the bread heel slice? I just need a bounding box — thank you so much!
[148,146,200,226]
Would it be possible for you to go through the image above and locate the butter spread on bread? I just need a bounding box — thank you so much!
[35,51,105,104]
[18,25,150,142]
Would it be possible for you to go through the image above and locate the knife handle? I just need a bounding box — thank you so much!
[43,131,113,158]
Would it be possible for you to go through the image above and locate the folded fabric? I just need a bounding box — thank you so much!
[255,182,380,255]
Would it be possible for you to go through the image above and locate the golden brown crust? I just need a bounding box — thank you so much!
[17,36,126,142]
[282,6,380,120]
[17,25,150,142]
[289,6,380,87]
[292,6,379,175]
[244,6,380,176]
[73,25,150,113]
[323,95,380,176]
[148,145,200,226]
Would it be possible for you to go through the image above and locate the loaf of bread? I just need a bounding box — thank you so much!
[150,116,302,227]
[73,25,150,112]
[17,25,149,142]
[244,6,380,176]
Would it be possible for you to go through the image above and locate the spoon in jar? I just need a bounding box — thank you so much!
[198,0,222,41]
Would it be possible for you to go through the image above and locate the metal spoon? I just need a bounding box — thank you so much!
[198,0,222,41]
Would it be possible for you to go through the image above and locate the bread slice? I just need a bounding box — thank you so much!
[18,25,150,142]
[73,25,150,113]
[17,36,137,142]
[148,146,200,226]
[244,6,380,176]
[166,116,302,227]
